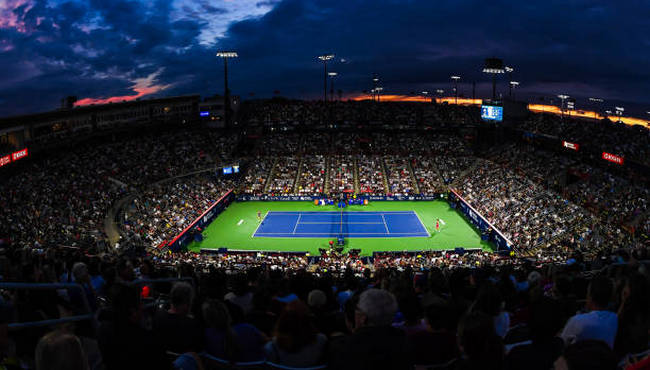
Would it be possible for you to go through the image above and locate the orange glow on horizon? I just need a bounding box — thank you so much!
[75,69,170,107]
[348,93,648,129]
[527,104,649,129]
[350,94,433,102]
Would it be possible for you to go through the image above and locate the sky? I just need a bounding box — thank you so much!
[0,0,649,117]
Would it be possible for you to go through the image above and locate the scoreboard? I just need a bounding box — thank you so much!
[481,105,503,121]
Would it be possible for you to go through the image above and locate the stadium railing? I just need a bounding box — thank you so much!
[0,282,93,331]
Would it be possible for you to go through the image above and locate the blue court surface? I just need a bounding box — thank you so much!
[253,211,430,238]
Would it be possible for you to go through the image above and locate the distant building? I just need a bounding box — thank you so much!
[198,95,240,127]
[0,95,200,156]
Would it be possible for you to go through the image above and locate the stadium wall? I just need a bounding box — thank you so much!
[236,194,443,201]
[448,189,513,252]
[167,189,235,252]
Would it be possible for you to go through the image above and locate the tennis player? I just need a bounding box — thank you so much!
[257,211,262,222]
[435,219,440,233]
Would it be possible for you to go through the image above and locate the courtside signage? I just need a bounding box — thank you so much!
[602,152,624,165]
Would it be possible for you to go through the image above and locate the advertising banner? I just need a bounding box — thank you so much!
[602,152,624,165]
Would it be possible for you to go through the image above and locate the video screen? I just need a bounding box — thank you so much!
[222,166,233,174]
[481,105,503,121]
[233,165,240,173]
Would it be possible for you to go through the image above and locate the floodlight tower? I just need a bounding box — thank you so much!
[318,54,335,102]
[615,106,624,122]
[483,58,505,100]
[375,86,384,102]
[372,75,380,101]
[328,72,338,102]
[505,66,514,97]
[421,91,429,102]
[509,81,519,98]
[436,89,444,102]
[450,76,461,104]
[217,51,238,126]
[588,97,604,118]
[557,94,569,119]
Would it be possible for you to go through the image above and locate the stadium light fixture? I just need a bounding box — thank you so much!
[557,94,569,119]
[317,54,335,102]
[589,97,604,118]
[483,58,505,100]
[450,75,461,104]
[509,81,519,98]
[372,74,380,101]
[328,72,338,102]
[615,106,624,122]
[375,86,384,102]
[216,51,238,127]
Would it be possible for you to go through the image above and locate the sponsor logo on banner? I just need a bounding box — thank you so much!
[602,152,624,165]
[0,155,10,167]
[562,141,579,151]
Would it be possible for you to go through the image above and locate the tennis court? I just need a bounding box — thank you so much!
[253,211,430,238]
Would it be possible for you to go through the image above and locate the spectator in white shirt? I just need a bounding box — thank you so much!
[560,276,617,348]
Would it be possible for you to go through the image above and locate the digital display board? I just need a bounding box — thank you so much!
[233,165,239,173]
[481,105,503,121]
[222,166,233,174]
[199,111,209,117]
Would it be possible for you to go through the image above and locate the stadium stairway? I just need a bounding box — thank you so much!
[323,156,331,193]
[293,156,304,194]
[406,158,421,194]
[263,157,279,193]
[449,158,482,189]
[380,156,390,193]
[353,156,360,194]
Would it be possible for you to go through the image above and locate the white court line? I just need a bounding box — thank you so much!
[266,211,415,215]
[411,211,431,237]
[292,214,301,234]
[254,232,429,235]
[381,213,390,234]
[298,222,384,224]
[251,211,268,237]
[237,219,243,226]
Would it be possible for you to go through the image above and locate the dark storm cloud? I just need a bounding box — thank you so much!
[0,0,648,116]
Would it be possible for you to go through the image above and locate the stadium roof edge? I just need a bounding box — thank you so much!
[0,94,201,127]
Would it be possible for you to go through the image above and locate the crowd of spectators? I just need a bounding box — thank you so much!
[328,155,356,193]
[384,156,416,195]
[514,113,650,166]
[297,155,327,195]
[121,174,234,249]
[410,157,443,194]
[457,160,593,253]
[357,155,386,194]
[266,156,300,194]
[2,242,649,370]
[240,157,274,195]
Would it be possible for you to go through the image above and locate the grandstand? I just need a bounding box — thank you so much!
[0,97,648,370]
